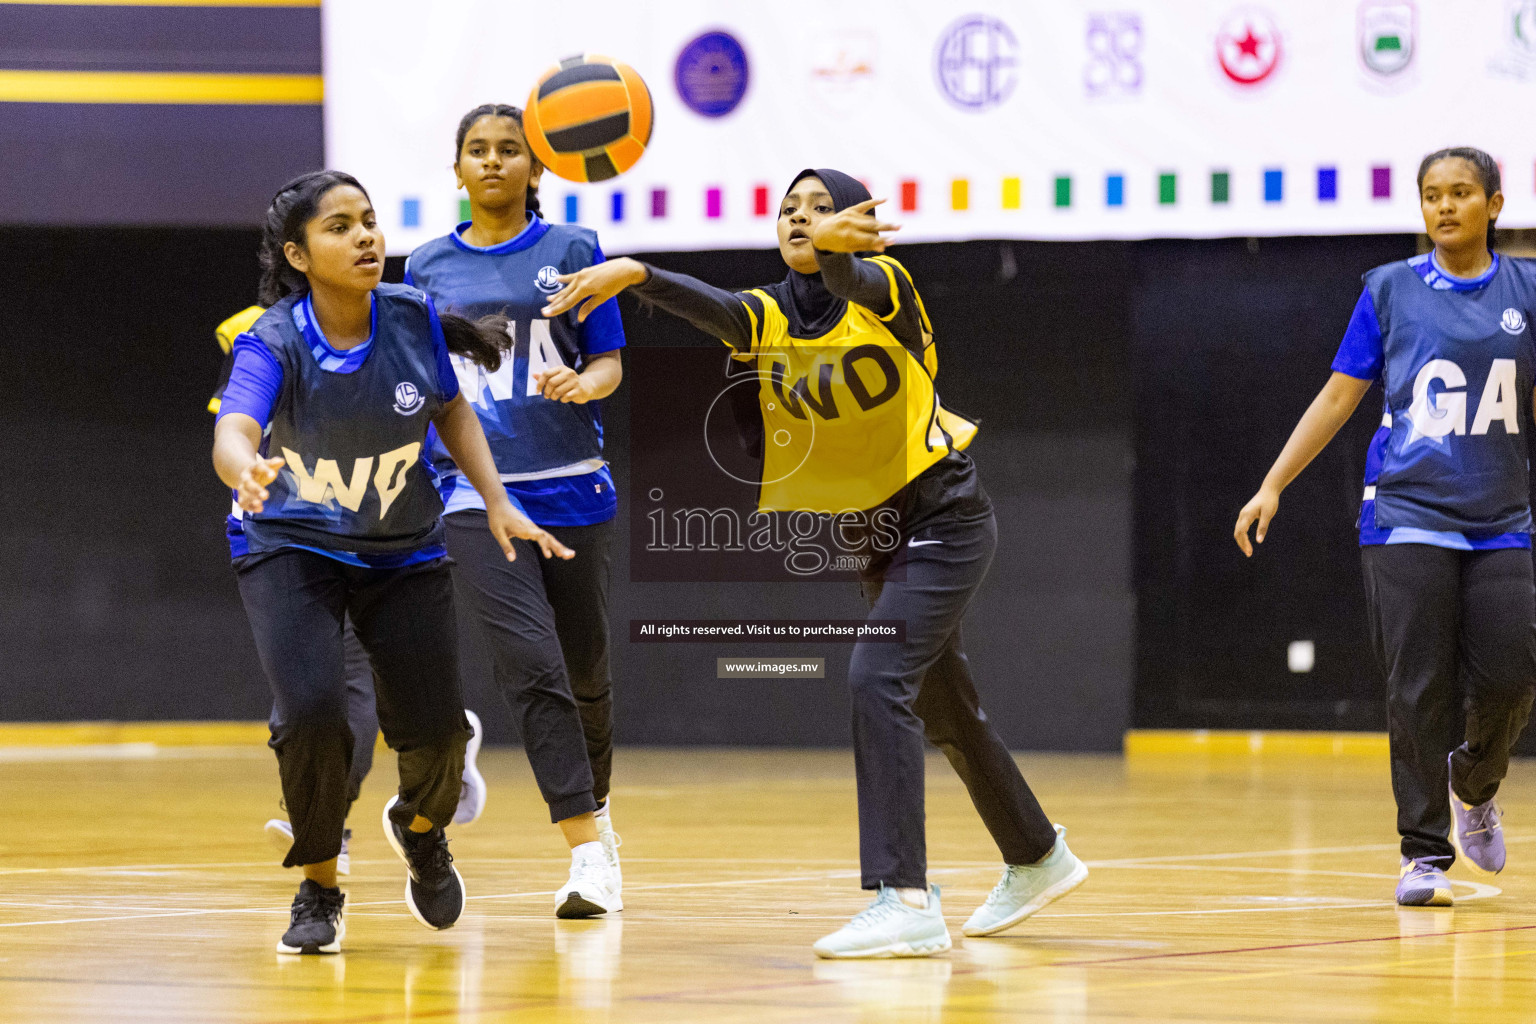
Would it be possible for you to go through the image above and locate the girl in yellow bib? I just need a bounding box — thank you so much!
[545,168,1086,958]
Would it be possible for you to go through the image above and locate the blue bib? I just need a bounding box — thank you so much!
[1366,255,1536,535]
[407,218,611,476]
[240,284,452,557]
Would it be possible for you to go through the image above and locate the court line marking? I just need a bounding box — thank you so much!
[0,855,1501,929]
[0,836,1518,934]
[246,923,1536,1024]
[4,867,1531,1020]
[9,835,1528,877]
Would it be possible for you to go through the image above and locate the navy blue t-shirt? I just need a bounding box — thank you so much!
[1332,252,1536,549]
[218,284,459,566]
[405,216,625,527]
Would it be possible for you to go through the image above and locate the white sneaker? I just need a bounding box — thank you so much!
[265,819,350,876]
[962,824,1086,936]
[453,709,488,826]
[595,814,622,895]
[813,885,952,959]
[556,842,622,919]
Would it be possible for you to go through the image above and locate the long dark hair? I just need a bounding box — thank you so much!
[258,170,368,306]
[438,311,512,372]
[1417,146,1502,251]
[455,103,543,217]
[258,170,511,370]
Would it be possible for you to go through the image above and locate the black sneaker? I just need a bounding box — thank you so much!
[382,795,465,930]
[275,879,345,954]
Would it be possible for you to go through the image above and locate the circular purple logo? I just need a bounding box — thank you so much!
[675,30,750,117]
[934,15,1019,111]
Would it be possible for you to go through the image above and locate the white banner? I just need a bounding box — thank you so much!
[323,0,1536,254]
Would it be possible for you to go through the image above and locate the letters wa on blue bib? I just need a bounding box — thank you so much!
[1332,253,1536,550]
[216,284,459,566]
[405,216,625,527]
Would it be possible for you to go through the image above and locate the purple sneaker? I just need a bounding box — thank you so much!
[1397,857,1453,907]
[1449,757,1505,875]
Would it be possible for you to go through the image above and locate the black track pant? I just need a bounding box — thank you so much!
[265,618,380,812]
[1362,544,1536,864]
[852,510,1060,890]
[445,511,613,821]
[338,620,380,807]
[236,550,471,867]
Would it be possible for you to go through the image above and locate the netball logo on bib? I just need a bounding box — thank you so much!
[1502,308,1527,335]
[392,381,425,415]
[535,266,563,295]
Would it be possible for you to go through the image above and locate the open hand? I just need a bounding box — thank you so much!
[487,500,575,561]
[810,198,901,254]
[236,456,285,514]
[541,258,648,322]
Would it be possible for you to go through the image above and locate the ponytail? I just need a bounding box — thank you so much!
[455,103,543,217]
[1417,146,1501,252]
[439,311,513,371]
[258,170,371,306]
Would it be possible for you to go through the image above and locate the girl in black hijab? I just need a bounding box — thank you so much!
[544,168,1086,958]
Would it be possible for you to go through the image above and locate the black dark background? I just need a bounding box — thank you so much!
[9,225,1506,751]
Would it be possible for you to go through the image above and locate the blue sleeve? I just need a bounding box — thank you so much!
[403,256,416,287]
[215,335,283,425]
[1331,288,1384,381]
[424,295,460,402]
[576,243,626,356]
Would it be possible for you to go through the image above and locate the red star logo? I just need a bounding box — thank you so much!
[1217,9,1281,86]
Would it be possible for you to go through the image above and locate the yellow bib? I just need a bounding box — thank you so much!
[739,257,976,514]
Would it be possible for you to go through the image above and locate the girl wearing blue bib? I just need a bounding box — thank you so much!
[405,105,626,917]
[214,171,572,953]
[1236,148,1536,907]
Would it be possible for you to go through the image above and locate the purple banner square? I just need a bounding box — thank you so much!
[706,187,723,219]
[1371,165,1391,199]
[651,188,667,218]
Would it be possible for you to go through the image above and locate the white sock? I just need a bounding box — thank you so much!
[895,887,929,909]
[572,840,605,865]
[594,798,611,820]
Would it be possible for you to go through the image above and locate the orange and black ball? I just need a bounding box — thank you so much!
[523,55,653,183]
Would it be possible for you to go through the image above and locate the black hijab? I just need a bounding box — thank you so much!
[766,167,873,338]
[723,168,874,462]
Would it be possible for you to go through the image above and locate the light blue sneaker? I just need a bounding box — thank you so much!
[963,824,1088,937]
[812,885,952,959]
[1397,856,1453,907]
[1448,752,1506,875]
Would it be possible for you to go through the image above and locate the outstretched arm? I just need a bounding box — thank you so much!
[542,257,758,350]
[1234,372,1373,556]
[810,198,902,316]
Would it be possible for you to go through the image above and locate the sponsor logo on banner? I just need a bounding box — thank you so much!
[808,30,877,110]
[1359,1,1416,77]
[1085,12,1144,98]
[934,15,1019,111]
[1489,0,1536,81]
[1216,8,1282,87]
[675,30,750,117]
[393,382,424,416]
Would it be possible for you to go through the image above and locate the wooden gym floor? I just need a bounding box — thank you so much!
[1,743,1534,1023]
